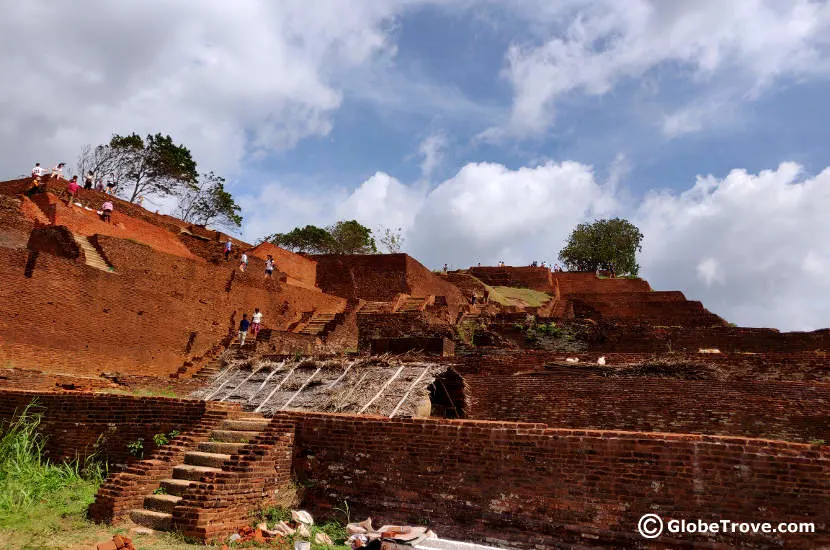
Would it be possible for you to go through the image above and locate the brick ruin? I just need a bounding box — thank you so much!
[0,176,828,548]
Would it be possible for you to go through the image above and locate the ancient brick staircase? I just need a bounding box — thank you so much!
[357,301,390,315]
[73,234,115,273]
[130,415,271,531]
[395,296,433,313]
[293,312,344,337]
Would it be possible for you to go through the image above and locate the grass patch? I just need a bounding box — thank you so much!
[0,405,106,548]
[0,405,224,549]
[487,285,551,307]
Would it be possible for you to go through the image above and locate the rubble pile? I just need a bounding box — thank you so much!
[223,510,438,550]
[347,517,435,550]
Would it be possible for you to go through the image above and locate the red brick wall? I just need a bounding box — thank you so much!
[569,295,725,326]
[280,411,829,549]
[313,254,464,307]
[29,192,197,259]
[172,420,295,541]
[89,403,237,523]
[553,272,652,295]
[0,390,236,466]
[463,372,830,442]
[356,313,452,351]
[0,367,204,396]
[0,236,346,376]
[592,323,830,353]
[454,350,830,381]
[249,242,317,289]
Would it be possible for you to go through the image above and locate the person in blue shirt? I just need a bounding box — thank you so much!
[238,314,250,345]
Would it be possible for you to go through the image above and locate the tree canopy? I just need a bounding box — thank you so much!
[176,172,242,230]
[77,132,198,202]
[263,220,377,255]
[558,218,644,275]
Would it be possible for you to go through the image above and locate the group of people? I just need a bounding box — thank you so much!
[29,162,116,222]
[224,239,275,279]
[530,260,563,272]
[237,308,263,345]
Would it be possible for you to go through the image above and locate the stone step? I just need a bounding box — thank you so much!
[210,429,261,443]
[159,478,193,496]
[198,441,247,454]
[130,509,172,531]
[219,418,270,432]
[184,451,231,469]
[172,464,222,481]
[143,494,181,514]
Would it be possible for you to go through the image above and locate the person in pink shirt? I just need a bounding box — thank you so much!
[101,200,114,223]
[64,176,81,207]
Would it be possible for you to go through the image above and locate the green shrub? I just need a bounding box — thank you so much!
[127,438,144,458]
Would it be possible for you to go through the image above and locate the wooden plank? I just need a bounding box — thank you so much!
[254,367,297,413]
[279,367,322,411]
[359,366,404,414]
[389,367,431,418]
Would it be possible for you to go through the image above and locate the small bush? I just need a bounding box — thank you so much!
[127,437,144,458]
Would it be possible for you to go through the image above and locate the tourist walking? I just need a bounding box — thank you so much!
[50,162,65,181]
[84,171,94,190]
[101,200,114,223]
[224,239,232,261]
[264,255,274,278]
[64,176,80,207]
[239,252,248,272]
[238,314,250,345]
[251,308,263,338]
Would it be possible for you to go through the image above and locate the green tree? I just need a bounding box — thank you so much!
[176,172,242,229]
[262,220,377,255]
[264,225,334,254]
[77,133,198,202]
[558,217,644,275]
[327,220,377,254]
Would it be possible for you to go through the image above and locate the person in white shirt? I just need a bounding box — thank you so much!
[239,252,248,272]
[50,162,65,181]
[28,163,45,196]
[251,308,263,338]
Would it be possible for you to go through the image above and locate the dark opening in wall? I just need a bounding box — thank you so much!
[428,368,465,418]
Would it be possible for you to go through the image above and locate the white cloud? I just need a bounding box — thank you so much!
[326,159,830,330]
[696,257,725,286]
[417,132,448,178]
[337,172,425,231]
[636,162,830,330]
[0,0,424,176]
[492,0,830,137]
[370,160,615,268]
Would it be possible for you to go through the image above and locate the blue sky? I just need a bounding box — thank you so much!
[2,0,830,330]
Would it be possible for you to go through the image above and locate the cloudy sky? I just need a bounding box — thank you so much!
[2,0,829,330]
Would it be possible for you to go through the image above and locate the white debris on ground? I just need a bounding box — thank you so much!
[192,356,442,417]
